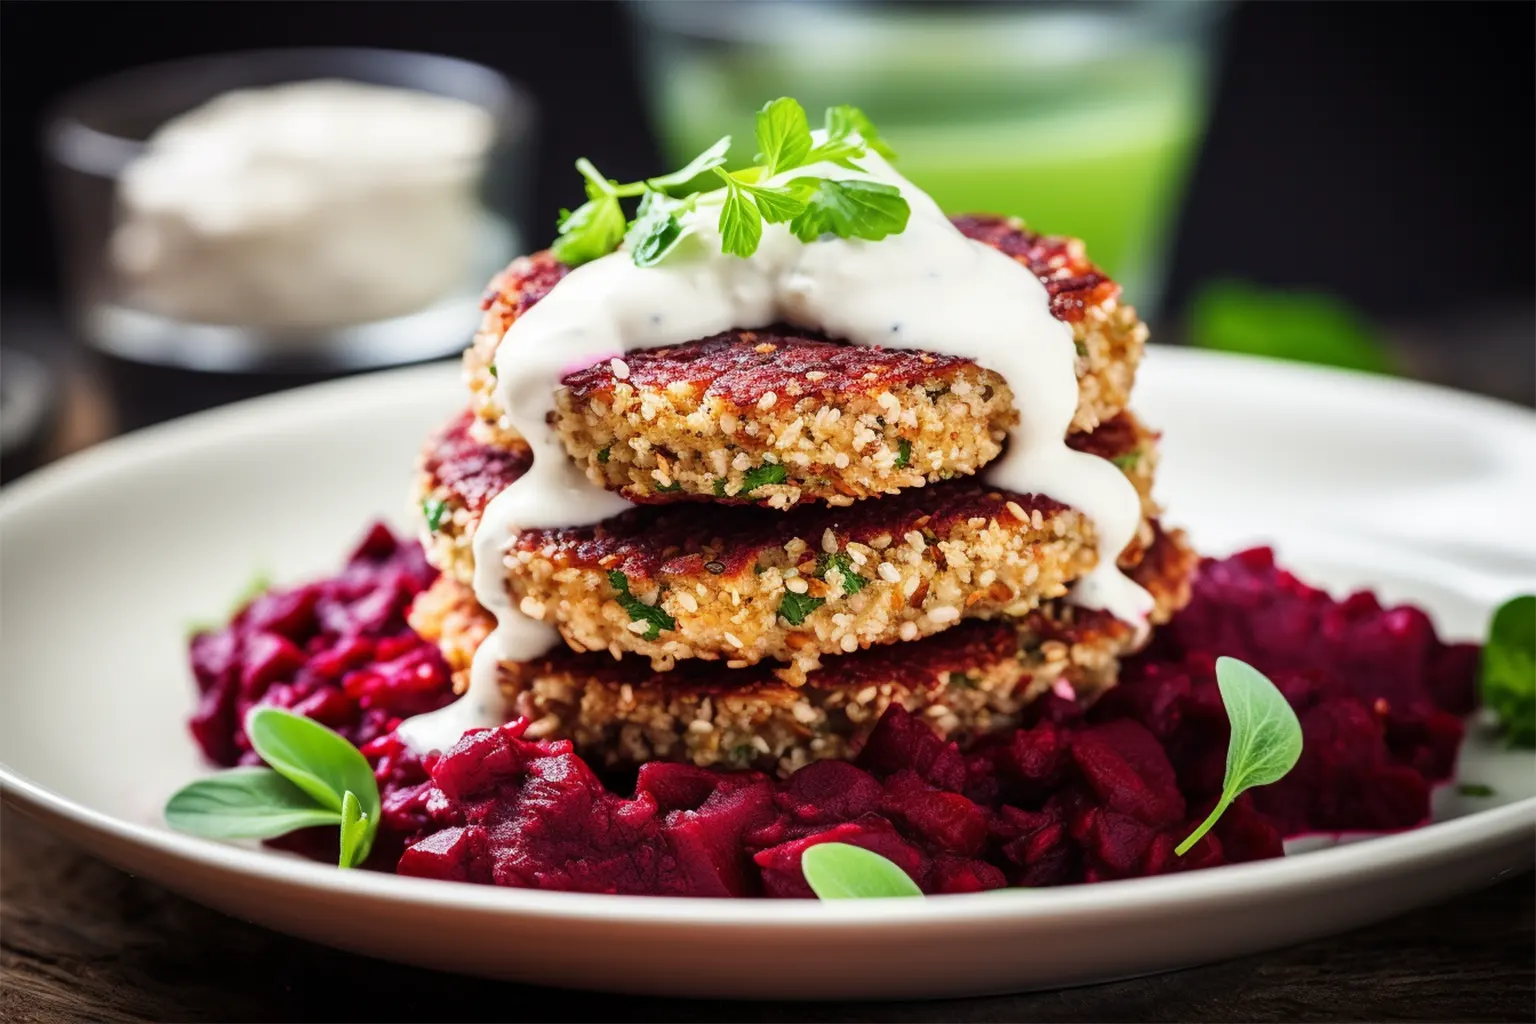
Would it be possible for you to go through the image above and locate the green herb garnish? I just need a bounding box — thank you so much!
[1481,594,1535,748]
[713,478,728,497]
[654,480,684,493]
[553,99,909,268]
[817,551,867,595]
[1176,657,1303,856]
[607,569,676,641]
[165,708,381,869]
[778,590,826,626]
[596,446,611,464]
[801,842,923,899]
[739,463,789,494]
[894,438,912,469]
[422,497,449,533]
[1458,782,1497,798]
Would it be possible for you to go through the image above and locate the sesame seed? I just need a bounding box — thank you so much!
[1006,501,1027,522]
[626,619,652,635]
[610,358,630,380]
[519,596,545,618]
[822,528,838,554]
[676,591,699,613]
[806,370,827,382]
[724,631,745,649]
[927,606,961,624]
[878,562,902,583]
[758,392,777,411]
[785,577,809,594]
[840,634,859,653]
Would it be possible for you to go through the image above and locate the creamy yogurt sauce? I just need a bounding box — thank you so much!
[398,138,1153,752]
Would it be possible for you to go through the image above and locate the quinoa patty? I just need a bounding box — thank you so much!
[407,522,1196,776]
[463,215,1147,508]
[416,410,1162,672]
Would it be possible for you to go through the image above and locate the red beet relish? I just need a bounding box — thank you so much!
[188,526,1477,895]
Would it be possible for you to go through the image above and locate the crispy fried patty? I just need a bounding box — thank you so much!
[408,522,1196,775]
[462,215,1147,507]
[416,410,1162,672]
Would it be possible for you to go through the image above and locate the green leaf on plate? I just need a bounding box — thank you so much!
[1482,594,1535,748]
[1176,657,1303,855]
[801,842,923,899]
[164,768,341,840]
[245,707,380,828]
[338,790,369,869]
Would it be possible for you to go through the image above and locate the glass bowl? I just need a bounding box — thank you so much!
[44,48,536,381]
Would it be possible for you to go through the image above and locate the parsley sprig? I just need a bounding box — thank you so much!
[552,98,910,268]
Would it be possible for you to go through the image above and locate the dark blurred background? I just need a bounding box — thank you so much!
[1,0,1532,473]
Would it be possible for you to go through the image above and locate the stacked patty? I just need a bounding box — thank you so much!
[412,215,1192,775]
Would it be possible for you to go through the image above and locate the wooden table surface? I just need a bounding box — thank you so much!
[2,804,1532,1023]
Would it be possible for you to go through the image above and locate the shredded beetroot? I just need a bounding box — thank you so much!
[187,529,1479,896]
[188,524,453,767]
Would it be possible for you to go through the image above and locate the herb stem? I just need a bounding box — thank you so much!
[1175,794,1233,856]
[575,158,615,196]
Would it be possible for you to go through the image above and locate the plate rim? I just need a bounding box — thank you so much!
[3,345,1534,928]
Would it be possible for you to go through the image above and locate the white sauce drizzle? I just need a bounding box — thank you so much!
[397,139,1153,753]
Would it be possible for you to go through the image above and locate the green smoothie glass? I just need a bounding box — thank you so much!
[628,0,1226,314]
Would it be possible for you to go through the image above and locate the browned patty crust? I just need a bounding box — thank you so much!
[463,215,1147,507]
[416,410,1162,671]
[407,522,1197,775]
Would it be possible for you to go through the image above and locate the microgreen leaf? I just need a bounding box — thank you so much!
[627,191,691,268]
[422,497,449,533]
[1176,657,1303,855]
[607,570,676,641]
[788,178,910,244]
[778,590,825,626]
[338,790,369,869]
[716,176,763,258]
[1459,782,1497,798]
[554,99,907,267]
[739,463,788,494]
[552,191,626,267]
[245,708,380,831]
[894,439,912,469]
[801,842,923,899]
[165,768,342,840]
[755,97,813,176]
[1482,594,1535,748]
[741,181,811,224]
[646,135,732,191]
[824,104,897,160]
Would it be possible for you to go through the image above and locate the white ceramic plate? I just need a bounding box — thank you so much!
[2,347,1533,1000]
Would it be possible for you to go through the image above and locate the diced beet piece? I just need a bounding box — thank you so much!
[856,707,967,792]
